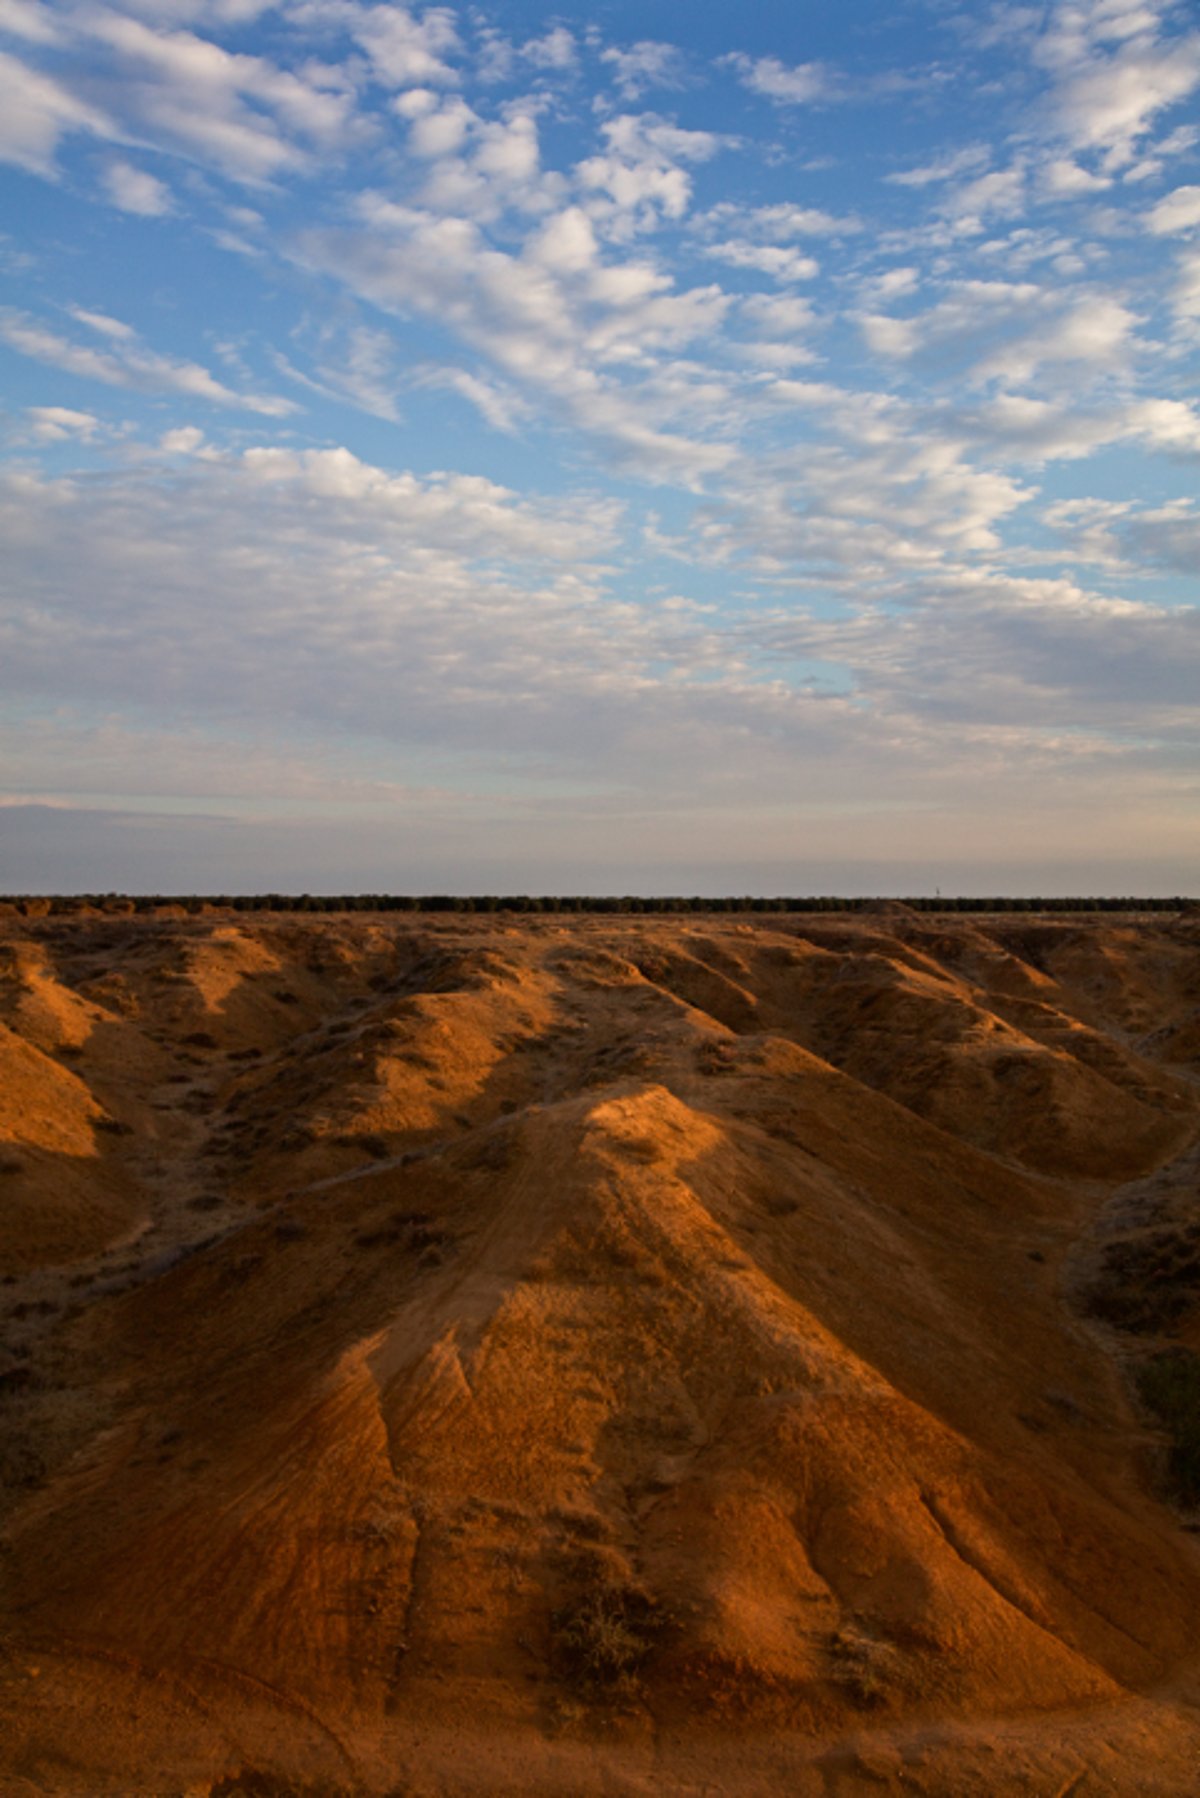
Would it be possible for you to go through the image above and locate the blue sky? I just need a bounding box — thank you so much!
[0,0,1198,893]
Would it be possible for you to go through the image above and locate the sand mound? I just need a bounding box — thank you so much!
[1,911,1199,1794]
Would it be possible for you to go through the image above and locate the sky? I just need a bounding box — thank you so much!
[0,0,1198,895]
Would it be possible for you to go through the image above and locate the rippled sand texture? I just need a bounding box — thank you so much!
[2,908,1199,1796]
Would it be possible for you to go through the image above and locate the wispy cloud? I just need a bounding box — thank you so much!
[0,309,297,414]
[0,47,112,174]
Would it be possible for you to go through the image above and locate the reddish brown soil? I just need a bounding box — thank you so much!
[1,911,1199,1795]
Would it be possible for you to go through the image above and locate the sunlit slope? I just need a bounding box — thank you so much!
[1,910,1198,1794]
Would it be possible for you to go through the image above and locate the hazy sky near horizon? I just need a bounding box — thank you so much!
[0,0,1198,893]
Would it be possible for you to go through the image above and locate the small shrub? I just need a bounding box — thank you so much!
[353,1212,444,1253]
[1136,1349,1200,1507]
[827,1624,902,1707]
[334,1132,389,1159]
[209,1774,344,1798]
[1082,1226,1200,1334]
[0,1440,46,1490]
[550,1574,662,1693]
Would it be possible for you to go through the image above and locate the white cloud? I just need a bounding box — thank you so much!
[0,450,647,773]
[0,716,458,813]
[1124,397,1200,456]
[392,84,437,118]
[1,316,134,384]
[973,293,1138,384]
[673,396,1035,587]
[25,406,100,442]
[159,425,206,454]
[0,0,65,47]
[0,310,297,414]
[1,434,1195,877]
[1068,44,1200,164]
[858,310,920,359]
[740,293,817,336]
[970,224,1093,276]
[856,277,1138,391]
[526,205,599,272]
[870,266,920,300]
[278,319,403,420]
[16,439,1184,844]
[697,200,859,240]
[600,41,685,101]
[473,110,541,183]
[1120,156,1161,183]
[350,4,461,89]
[1155,123,1199,159]
[1033,5,1200,168]
[1040,156,1111,196]
[1041,494,1133,568]
[101,159,174,214]
[520,27,576,72]
[703,240,819,283]
[291,201,733,484]
[414,365,527,433]
[1124,499,1200,575]
[885,145,991,188]
[585,278,729,358]
[745,201,856,237]
[956,391,1122,463]
[576,113,724,238]
[1147,185,1200,236]
[0,0,1197,882]
[945,388,1200,466]
[410,103,564,221]
[721,52,830,105]
[105,0,277,20]
[942,164,1027,228]
[740,558,1200,769]
[0,47,111,174]
[80,11,363,183]
[1171,249,1200,325]
[407,94,474,157]
[69,306,137,341]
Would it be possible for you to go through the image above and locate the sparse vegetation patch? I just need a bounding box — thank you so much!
[1082,1225,1200,1334]
[1135,1350,1200,1508]
[550,1569,664,1694]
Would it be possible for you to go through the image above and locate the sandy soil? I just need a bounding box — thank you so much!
[1,908,1199,1795]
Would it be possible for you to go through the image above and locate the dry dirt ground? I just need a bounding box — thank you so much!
[1,907,1199,1796]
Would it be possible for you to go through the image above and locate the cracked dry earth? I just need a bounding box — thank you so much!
[1,908,1200,1796]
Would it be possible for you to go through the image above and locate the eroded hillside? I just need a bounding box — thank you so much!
[1,909,1199,1796]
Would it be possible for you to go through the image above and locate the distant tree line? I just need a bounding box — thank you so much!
[3,893,1196,916]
